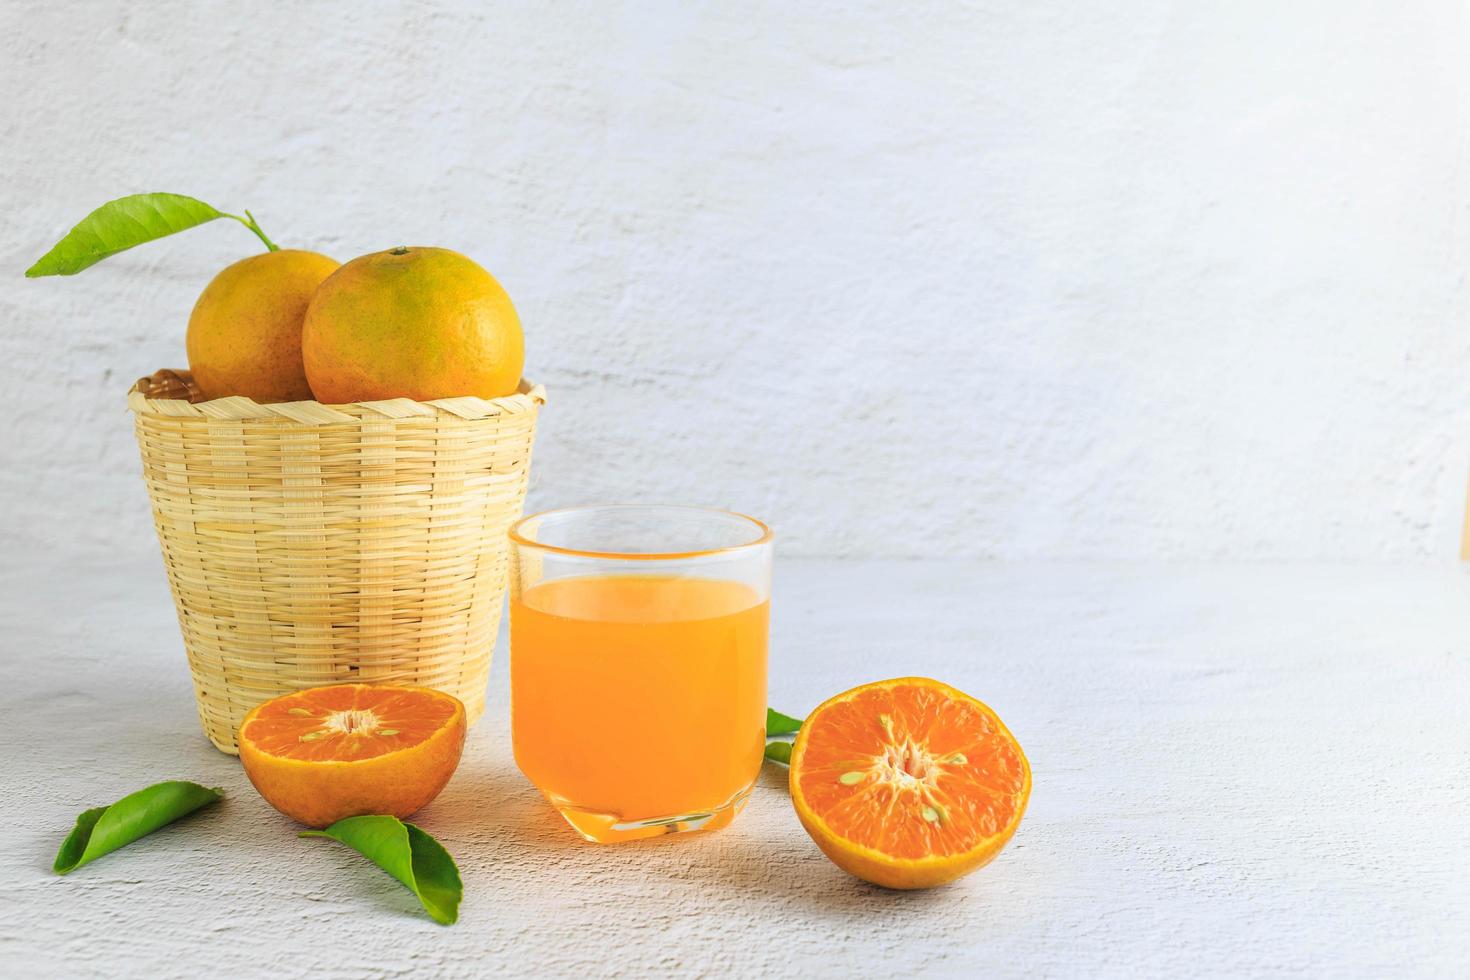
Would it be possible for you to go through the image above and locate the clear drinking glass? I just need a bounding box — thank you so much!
[508,505,773,843]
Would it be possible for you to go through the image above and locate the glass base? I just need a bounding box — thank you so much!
[547,784,755,844]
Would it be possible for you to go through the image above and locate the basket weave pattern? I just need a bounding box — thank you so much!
[128,375,544,753]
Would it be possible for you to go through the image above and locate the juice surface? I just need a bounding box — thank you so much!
[510,574,768,822]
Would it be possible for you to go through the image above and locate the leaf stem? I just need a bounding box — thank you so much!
[223,209,280,252]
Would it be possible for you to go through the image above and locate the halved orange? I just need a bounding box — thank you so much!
[789,677,1030,889]
[239,684,466,828]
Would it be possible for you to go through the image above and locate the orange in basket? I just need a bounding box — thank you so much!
[303,246,524,403]
[239,684,466,827]
[789,677,1030,889]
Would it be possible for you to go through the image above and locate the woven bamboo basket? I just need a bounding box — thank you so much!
[128,370,545,754]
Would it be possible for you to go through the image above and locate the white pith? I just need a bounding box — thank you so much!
[878,739,937,786]
[324,709,380,735]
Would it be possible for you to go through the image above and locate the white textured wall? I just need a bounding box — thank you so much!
[3,1,1468,560]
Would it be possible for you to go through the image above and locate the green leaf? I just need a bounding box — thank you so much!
[53,780,223,874]
[24,192,280,277]
[767,707,803,737]
[764,741,793,765]
[26,193,225,276]
[301,815,462,925]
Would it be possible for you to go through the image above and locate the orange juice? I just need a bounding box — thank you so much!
[510,574,768,833]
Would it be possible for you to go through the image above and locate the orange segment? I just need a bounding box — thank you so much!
[789,677,1030,889]
[244,685,460,763]
[239,684,466,828]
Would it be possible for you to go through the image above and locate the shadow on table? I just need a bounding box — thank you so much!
[679,763,964,915]
[430,752,589,857]
[447,757,966,917]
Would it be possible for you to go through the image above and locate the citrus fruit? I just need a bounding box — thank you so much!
[186,249,340,402]
[789,677,1030,889]
[238,684,466,828]
[301,246,524,403]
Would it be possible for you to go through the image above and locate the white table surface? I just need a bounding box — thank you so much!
[2,556,1466,978]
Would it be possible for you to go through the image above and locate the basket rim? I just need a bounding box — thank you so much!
[128,373,545,425]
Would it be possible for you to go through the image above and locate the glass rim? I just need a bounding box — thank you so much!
[508,504,773,561]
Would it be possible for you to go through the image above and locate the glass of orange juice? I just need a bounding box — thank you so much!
[508,504,772,843]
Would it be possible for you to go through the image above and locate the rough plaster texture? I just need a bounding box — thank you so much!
[4,2,1470,561]
[2,557,1467,977]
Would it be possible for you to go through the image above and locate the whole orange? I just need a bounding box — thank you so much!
[238,683,466,828]
[301,246,524,403]
[185,249,340,402]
